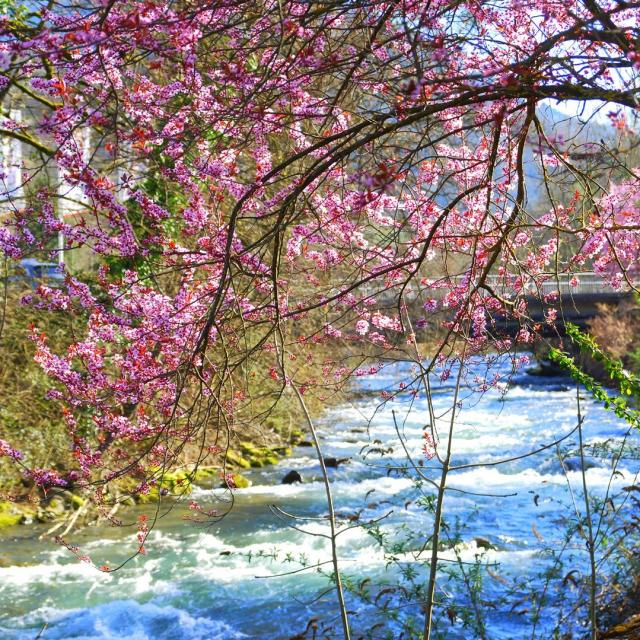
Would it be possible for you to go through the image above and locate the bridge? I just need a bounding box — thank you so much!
[365,272,636,335]
[487,273,634,335]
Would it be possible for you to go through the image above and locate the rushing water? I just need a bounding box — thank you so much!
[1,355,639,639]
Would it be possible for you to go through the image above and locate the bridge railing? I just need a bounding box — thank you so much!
[484,273,625,297]
[356,272,633,303]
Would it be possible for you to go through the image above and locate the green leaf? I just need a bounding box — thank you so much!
[549,325,640,430]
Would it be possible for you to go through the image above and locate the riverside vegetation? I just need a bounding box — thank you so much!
[0,281,317,530]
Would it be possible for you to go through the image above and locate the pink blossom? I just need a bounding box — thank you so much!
[355,320,369,335]
[0,439,22,460]
[423,299,438,313]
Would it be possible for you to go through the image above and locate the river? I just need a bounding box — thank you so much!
[1,355,639,639]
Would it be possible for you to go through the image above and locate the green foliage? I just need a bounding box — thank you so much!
[106,172,183,279]
[566,322,640,396]
[548,323,640,428]
[0,1,28,24]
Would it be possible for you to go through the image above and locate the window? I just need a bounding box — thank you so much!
[1,109,25,203]
[58,127,91,217]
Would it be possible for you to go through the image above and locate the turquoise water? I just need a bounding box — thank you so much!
[1,357,638,639]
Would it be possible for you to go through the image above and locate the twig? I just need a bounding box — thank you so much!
[423,350,466,640]
[577,385,598,640]
[293,385,351,640]
[34,623,48,639]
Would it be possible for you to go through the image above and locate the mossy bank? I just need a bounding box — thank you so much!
[0,430,305,532]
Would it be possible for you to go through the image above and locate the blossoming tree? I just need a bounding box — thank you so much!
[1,0,640,637]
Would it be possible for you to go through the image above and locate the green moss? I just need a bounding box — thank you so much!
[0,501,23,529]
[290,429,304,445]
[47,497,66,515]
[239,442,282,468]
[69,494,86,510]
[0,512,21,528]
[194,466,217,478]
[233,473,251,489]
[193,467,218,484]
[135,491,155,504]
[247,452,279,468]
[225,450,251,469]
[135,469,193,503]
[238,442,260,456]
[272,446,292,457]
[154,470,192,495]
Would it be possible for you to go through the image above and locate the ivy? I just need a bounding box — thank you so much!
[548,323,640,429]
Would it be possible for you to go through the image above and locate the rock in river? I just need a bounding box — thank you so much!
[323,457,350,468]
[281,470,303,484]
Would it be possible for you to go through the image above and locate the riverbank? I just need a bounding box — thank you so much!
[0,434,307,533]
[0,282,351,533]
[1,282,359,527]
